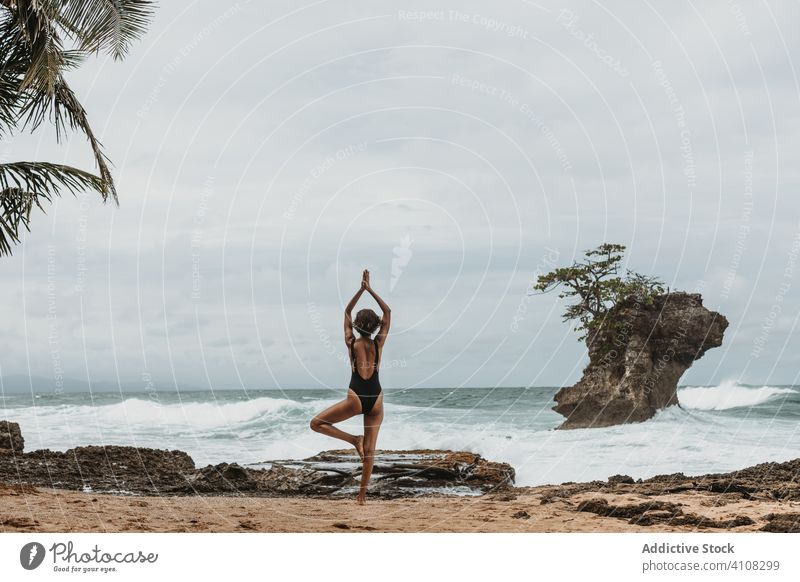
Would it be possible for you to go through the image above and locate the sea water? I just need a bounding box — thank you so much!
[1,381,797,487]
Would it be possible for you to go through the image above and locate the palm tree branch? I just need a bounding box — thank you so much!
[3,0,67,94]
[23,78,118,203]
[1,5,114,201]
[0,161,106,256]
[0,70,18,136]
[57,0,156,59]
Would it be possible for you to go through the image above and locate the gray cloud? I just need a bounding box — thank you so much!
[2,0,799,390]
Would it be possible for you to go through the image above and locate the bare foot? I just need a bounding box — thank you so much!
[356,494,366,506]
[354,435,365,461]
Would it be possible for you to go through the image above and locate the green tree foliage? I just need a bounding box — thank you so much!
[531,243,666,340]
[0,0,156,256]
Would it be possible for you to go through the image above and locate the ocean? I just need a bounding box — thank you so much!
[1,382,798,487]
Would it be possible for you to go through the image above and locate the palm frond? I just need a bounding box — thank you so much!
[0,161,105,194]
[1,4,114,200]
[18,78,117,202]
[0,0,156,257]
[58,0,157,60]
[0,188,49,256]
[4,0,67,94]
[0,161,106,256]
[0,71,18,136]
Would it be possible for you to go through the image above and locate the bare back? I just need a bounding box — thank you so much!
[350,337,381,380]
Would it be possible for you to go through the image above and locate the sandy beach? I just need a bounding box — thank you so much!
[2,481,798,533]
[2,427,799,533]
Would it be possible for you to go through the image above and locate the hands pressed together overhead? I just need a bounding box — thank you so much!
[345,267,391,342]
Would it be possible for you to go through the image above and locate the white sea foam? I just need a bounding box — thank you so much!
[13,396,334,427]
[678,380,795,410]
[100,396,312,428]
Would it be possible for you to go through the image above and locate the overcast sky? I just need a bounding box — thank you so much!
[2,0,799,392]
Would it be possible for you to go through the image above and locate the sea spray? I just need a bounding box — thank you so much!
[679,380,796,410]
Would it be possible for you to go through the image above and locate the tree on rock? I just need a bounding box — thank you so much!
[532,243,728,430]
[532,243,666,341]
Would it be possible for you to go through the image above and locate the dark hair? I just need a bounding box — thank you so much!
[353,308,381,337]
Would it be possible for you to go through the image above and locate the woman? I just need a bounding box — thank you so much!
[309,268,391,505]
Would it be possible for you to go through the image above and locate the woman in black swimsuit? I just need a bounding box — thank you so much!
[310,268,391,505]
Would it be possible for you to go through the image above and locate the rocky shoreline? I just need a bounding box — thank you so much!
[0,421,515,499]
[0,446,514,499]
[523,457,800,532]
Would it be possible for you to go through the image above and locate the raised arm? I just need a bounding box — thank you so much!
[363,269,391,347]
[344,278,367,345]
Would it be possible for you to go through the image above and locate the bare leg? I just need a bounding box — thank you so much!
[310,390,363,456]
[357,393,384,505]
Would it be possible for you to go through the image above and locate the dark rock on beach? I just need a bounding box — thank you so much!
[759,513,800,533]
[506,460,797,532]
[553,292,728,429]
[181,462,259,493]
[0,424,514,498]
[169,449,516,499]
[526,456,800,530]
[607,474,635,485]
[576,497,755,529]
[0,444,195,493]
[534,457,800,506]
[0,420,24,453]
[246,449,516,499]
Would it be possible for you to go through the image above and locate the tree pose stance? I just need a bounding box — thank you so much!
[310,268,391,505]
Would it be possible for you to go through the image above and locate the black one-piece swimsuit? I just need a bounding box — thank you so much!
[348,337,382,415]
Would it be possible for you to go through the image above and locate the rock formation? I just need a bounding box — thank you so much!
[533,457,800,531]
[0,444,195,492]
[0,420,24,453]
[175,449,515,498]
[0,426,514,498]
[553,292,728,429]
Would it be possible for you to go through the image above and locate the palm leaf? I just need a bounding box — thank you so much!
[0,161,106,256]
[18,78,117,202]
[0,0,156,256]
[58,0,157,60]
[0,8,19,135]
[3,0,66,94]
[0,70,18,137]
[1,4,114,200]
